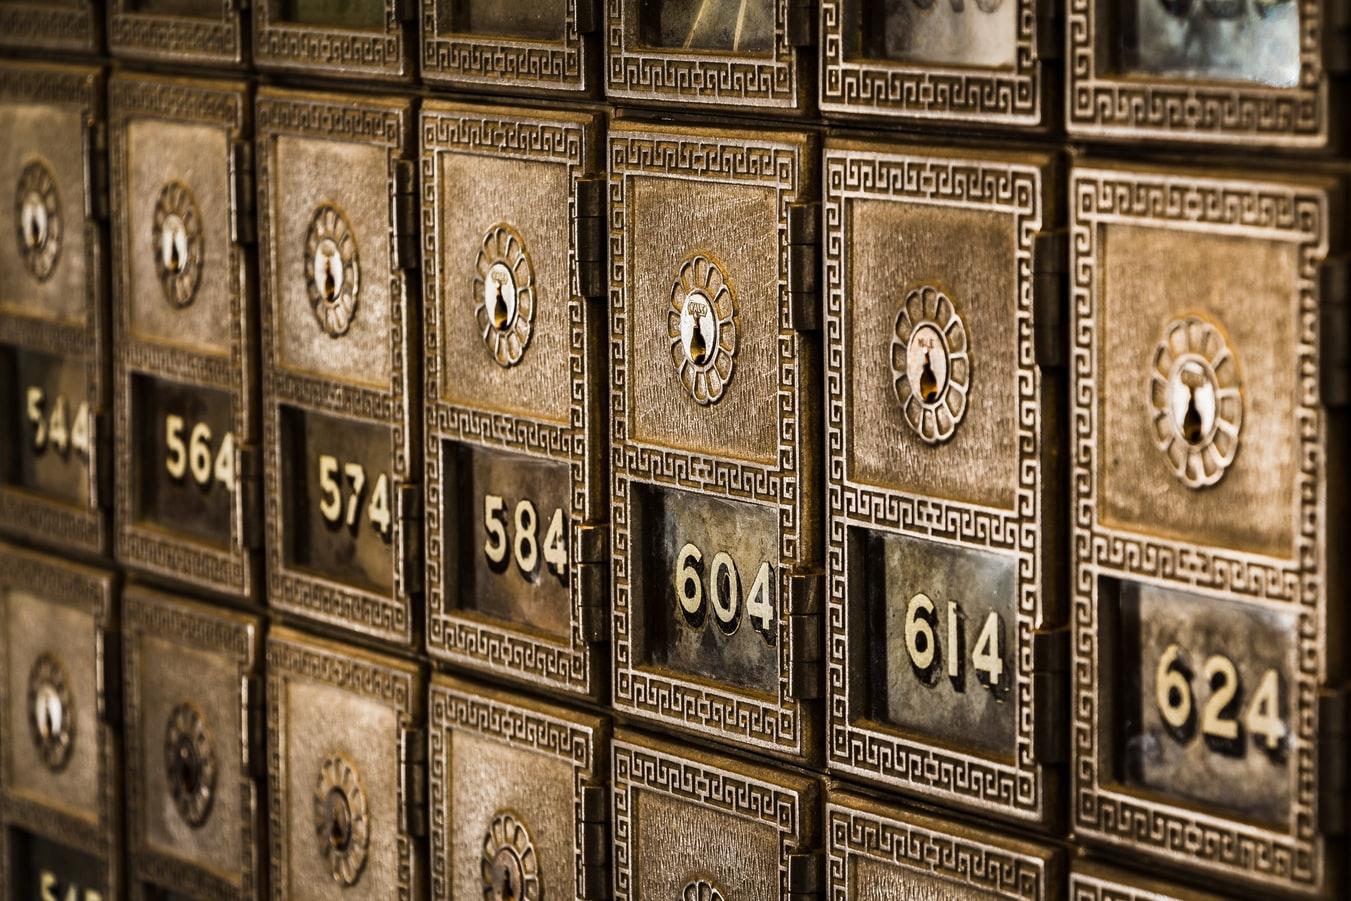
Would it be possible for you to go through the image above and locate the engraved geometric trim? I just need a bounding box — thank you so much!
[1066,0,1327,145]
[820,0,1044,126]
[823,148,1050,822]
[420,0,590,94]
[421,108,600,698]
[605,0,802,109]
[1070,168,1326,893]
[107,0,244,67]
[0,2,99,54]
[609,129,812,757]
[254,1,408,78]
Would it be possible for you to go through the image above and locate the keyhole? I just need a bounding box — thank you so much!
[918,349,940,402]
[321,258,337,302]
[175,741,198,793]
[490,276,509,329]
[36,685,61,738]
[327,790,351,852]
[167,236,182,273]
[499,865,516,901]
[1180,385,1204,445]
[27,213,41,248]
[689,320,709,365]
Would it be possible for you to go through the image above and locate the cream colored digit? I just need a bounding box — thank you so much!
[483,494,507,564]
[513,499,538,573]
[675,543,703,615]
[904,593,937,671]
[542,507,568,576]
[26,386,46,450]
[709,552,740,626]
[317,454,341,523]
[165,413,187,479]
[368,473,391,536]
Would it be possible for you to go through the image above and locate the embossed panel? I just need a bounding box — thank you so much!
[606,0,812,112]
[111,74,262,603]
[820,0,1051,129]
[1069,860,1230,900]
[253,0,413,81]
[0,0,100,54]
[610,122,823,762]
[108,0,247,68]
[824,141,1065,829]
[420,0,596,95]
[258,89,420,648]
[422,102,606,698]
[1071,163,1343,896]
[0,64,109,557]
[1067,0,1338,147]
[826,791,1063,899]
[122,587,262,900]
[266,628,424,901]
[0,543,119,900]
[428,675,608,901]
[612,731,820,901]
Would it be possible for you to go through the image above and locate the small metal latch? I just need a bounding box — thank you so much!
[400,727,428,837]
[1033,230,1068,369]
[238,443,263,550]
[579,783,610,899]
[1320,256,1351,408]
[788,202,821,332]
[787,851,824,900]
[392,158,419,271]
[1031,628,1070,764]
[244,674,267,778]
[397,482,423,596]
[1319,688,1349,834]
[787,570,824,700]
[85,120,107,221]
[575,176,607,300]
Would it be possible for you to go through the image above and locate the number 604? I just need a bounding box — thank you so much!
[673,543,775,644]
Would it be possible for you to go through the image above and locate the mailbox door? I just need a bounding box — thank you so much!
[257,89,420,648]
[0,63,109,558]
[609,122,823,763]
[1070,163,1345,896]
[111,74,261,602]
[107,0,248,69]
[422,101,607,699]
[266,628,425,901]
[1069,861,1230,901]
[123,587,263,900]
[428,676,609,900]
[823,141,1066,829]
[0,543,120,900]
[252,0,413,82]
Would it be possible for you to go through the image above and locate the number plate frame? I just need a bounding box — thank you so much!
[111,74,262,601]
[608,122,822,762]
[257,89,421,646]
[253,0,413,82]
[108,0,248,68]
[422,102,607,698]
[0,1,100,55]
[823,142,1066,828]
[0,63,109,557]
[1070,163,1342,895]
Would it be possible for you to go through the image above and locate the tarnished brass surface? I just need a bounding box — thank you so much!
[253,0,413,81]
[0,542,120,899]
[420,0,595,95]
[1070,860,1232,900]
[108,0,248,68]
[0,0,100,55]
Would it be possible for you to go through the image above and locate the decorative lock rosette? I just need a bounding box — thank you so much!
[152,180,204,308]
[480,811,540,901]
[669,252,738,405]
[15,160,62,282]
[164,702,217,827]
[28,652,74,772]
[890,284,971,444]
[474,223,536,368]
[313,754,370,886]
[682,878,727,901]
[1148,314,1243,489]
[305,203,361,338]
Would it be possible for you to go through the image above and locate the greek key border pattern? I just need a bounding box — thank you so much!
[254,0,408,78]
[0,2,98,54]
[1066,0,1326,145]
[108,0,244,67]
[1070,168,1326,893]
[823,150,1048,820]
[820,0,1043,125]
[420,0,589,93]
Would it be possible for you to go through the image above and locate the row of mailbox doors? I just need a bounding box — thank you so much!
[0,541,1305,901]
[1,64,1348,897]
[2,0,1348,149]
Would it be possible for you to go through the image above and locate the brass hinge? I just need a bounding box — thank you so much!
[788,202,821,332]
[1325,0,1351,74]
[1320,256,1351,408]
[575,176,606,299]
[94,409,113,508]
[397,481,424,596]
[787,0,816,47]
[229,140,255,246]
[575,0,599,34]
[1031,628,1070,764]
[787,851,824,900]
[99,629,121,728]
[579,783,610,899]
[786,570,824,700]
[392,0,417,22]
[392,158,419,271]
[84,119,107,221]
[1319,688,1349,834]
[238,442,263,550]
[400,727,428,837]
[1035,0,1063,61]
[243,674,267,779]
[577,562,609,643]
[1033,230,1068,370]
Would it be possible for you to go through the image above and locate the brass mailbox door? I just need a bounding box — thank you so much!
[122,587,263,900]
[257,89,421,648]
[253,0,413,82]
[419,0,598,95]
[0,63,109,558]
[0,0,100,55]
[827,791,1064,899]
[1069,861,1230,901]
[107,0,248,69]
[819,0,1053,129]
[605,0,814,114]
[428,675,609,900]
[0,543,120,900]
[1066,0,1338,148]
[609,122,823,763]
[422,101,607,700]
[1070,163,1345,896]
[266,628,426,900]
[111,74,261,603]
[823,142,1066,829]
[612,731,821,900]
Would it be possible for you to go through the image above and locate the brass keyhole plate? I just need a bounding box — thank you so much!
[480,811,540,901]
[473,223,535,368]
[305,203,361,337]
[14,160,61,282]
[890,284,970,444]
[152,180,204,308]
[668,252,738,405]
[682,877,728,901]
[164,702,217,827]
[27,653,74,772]
[1149,315,1243,488]
[313,754,370,886]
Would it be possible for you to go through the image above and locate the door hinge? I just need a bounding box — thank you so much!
[238,442,263,550]
[244,674,267,779]
[94,409,113,508]
[400,727,428,837]
[577,562,609,643]
[786,570,824,700]
[393,158,419,271]
[1319,688,1349,834]
[229,140,255,246]
[1031,627,1070,764]
[787,851,824,900]
[99,629,121,728]
[579,783,610,899]
[393,0,417,22]
[1325,0,1351,74]
[787,0,816,47]
[397,481,423,596]
[788,202,821,332]
[1320,256,1351,408]
[1034,0,1063,61]
[1033,229,1068,369]
[84,119,107,221]
[575,0,599,34]
[575,176,607,300]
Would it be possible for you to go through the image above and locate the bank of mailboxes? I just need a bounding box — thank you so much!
[0,543,120,900]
